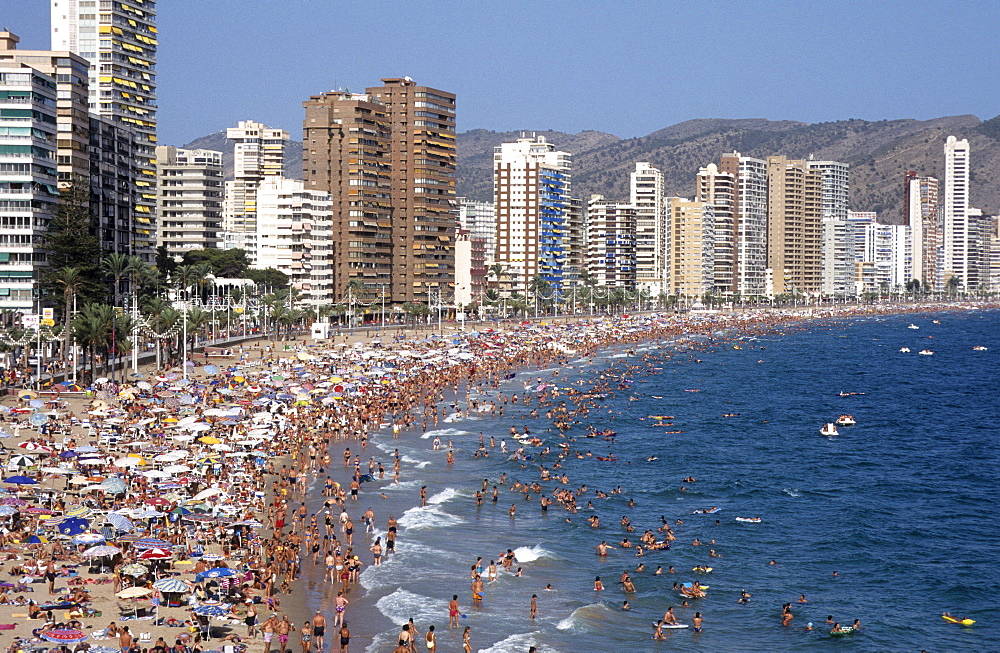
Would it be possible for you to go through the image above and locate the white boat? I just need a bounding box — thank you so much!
[735,517,762,523]
[835,414,856,426]
[908,324,920,329]
[918,349,934,356]
[973,346,988,351]
[819,423,839,436]
[899,347,910,353]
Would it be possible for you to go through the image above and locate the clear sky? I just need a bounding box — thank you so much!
[6,0,1000,145]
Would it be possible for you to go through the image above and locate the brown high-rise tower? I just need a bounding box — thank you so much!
[303,91,392,303]
[366,79,457,304]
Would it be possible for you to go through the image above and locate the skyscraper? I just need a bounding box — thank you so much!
[806,158,851,296]
[630,163,666,296]
[718,152,767,297]
[585,194,636,289]
[943,135,970,288]
[155,146,223,259]
[494,136,572,295]
[51,0,158,259]
[766,156,823,296]
[696,163,736,294]
[302,91,392,302]
[0,63,59,311]
[905,172,940,291]
[666,197,714,298]
[224,120,289,259]
[366,79,457,304]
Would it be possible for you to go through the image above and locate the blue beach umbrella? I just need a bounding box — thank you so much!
[3,475,38,485]
[58,517,90,536]
[106,513,135,532]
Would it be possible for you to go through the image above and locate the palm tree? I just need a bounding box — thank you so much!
[488,263,508,293]
[345,278,365,326]
[172,264,202,300]
[102,252,131,306]
[528,274,551,317]
[51,267,85,360]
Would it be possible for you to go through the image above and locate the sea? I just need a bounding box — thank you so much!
[304,308,1000,652]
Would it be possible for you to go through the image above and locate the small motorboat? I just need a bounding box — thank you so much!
[973,346,988,351]
[899,347,910,353]
[835,414,856,427]
[919,349,934,356]
[908,324,920,329]
[820,423,839,436]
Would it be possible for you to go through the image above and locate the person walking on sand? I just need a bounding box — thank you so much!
[312,610,327,652]
[262,615,277,653]
[338,623,350,653]
[277,614,292,653]
[334,591,349,627]
[245,600,258,637]
[299,621,312,653]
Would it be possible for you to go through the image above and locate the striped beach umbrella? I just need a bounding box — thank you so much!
[65,506,92,518]
[106,513,135,532]
[133,537,171,550]
[119,563,149,577]
[138,547,172,560]
[152,577,191,593]
[40,629,88,644]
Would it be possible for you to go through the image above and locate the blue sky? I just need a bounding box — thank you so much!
[7,0,1000,145]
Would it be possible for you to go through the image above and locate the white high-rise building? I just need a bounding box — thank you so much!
[253,177,333,307]
[905,173,940,291]
[224,120,289,258]
[943,135,970,288]
[458,199,496,265]
[155,147,224,259]
[0,65,59,312]
[630,163,666,296]
[864,222,911,291]
[51,0,158,259]
[493,136,571,295]
[585,194,637,289]
[696,163,737,294]
[718,152,767,297]
[807,159,851,296]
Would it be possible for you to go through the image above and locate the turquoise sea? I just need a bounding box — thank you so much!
[307,308,1000,652]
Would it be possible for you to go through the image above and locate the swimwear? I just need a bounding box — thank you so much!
[278,634,288,644]
[313,626,324,637]
[340,636,349,646]
[263,633,273,643]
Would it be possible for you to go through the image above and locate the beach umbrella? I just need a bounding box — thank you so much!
[66,506,92,518]
[106,513,135,532]
[58,516,90,535]
[134,537,172,550]
[87,647,122,653]
[200,567,236,578]
[193,604,228,616]
[200,553,226,562]
[138,547,173,560]
[144,497,171,507]
[141,470,171,479]
[3,475,38,485]
[138,509,166,519]
[100,478,128,494]
[195,454,221,465]
[162,464,191,474]
[119,564,149,577]
[40,629,88,644]
[115,534,142,544]
[152,577,191,593]
[0,505,17,517]
[114,457,142,467]
[42,467,76,475]
[59,451,79,459]
[1,497,27,506]
[116,586,152,598]
[82,544,121,558]
[22,534,48,544]
[191,487,226,501]
[72,532,105,545]
[7,454,37,468]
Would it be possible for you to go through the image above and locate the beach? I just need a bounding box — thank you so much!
[0,302,994,653]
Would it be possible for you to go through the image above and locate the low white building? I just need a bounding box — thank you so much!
[253,177,333,308]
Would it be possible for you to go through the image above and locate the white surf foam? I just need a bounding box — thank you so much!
[478,631,556,653]
[511,545,555,563]
[397,504,465,530]
[421,427,473,439]
[427,487,461,505]
[556,602,615,632]
[374,588,445,626]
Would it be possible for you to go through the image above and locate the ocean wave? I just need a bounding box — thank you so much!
[428,487,461,505]
[782,488,801,498]
[415,460,431,469]
[478,631,555,653]
[374,588,447,626]
[421,427,474,439]
[397,504,465,530]
[556,602,615,632]
[512,545,555,563]
[380,479,422,492]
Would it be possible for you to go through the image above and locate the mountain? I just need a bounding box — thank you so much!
[181,115,1000,223]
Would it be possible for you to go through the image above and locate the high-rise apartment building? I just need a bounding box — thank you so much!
[585,194,636,289]
[629,163,666,295]
[943,135,970,288]
[666,197,714,298]
[51,0,158,260]
[458,199,497,265]
[494,136,572,295]
[366,79,457,304]
[155,146,223,259]
[696,163,736,294]
[718,152,767,297]
[0,64,59,311]
[766,156,824,296]
[0,31,136,257]
[563,195,585,289]
[303,91,392,302]
[905,172,940,291]
[806,158,851,296]
[223,120,289,259]
[252,177,333,308]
